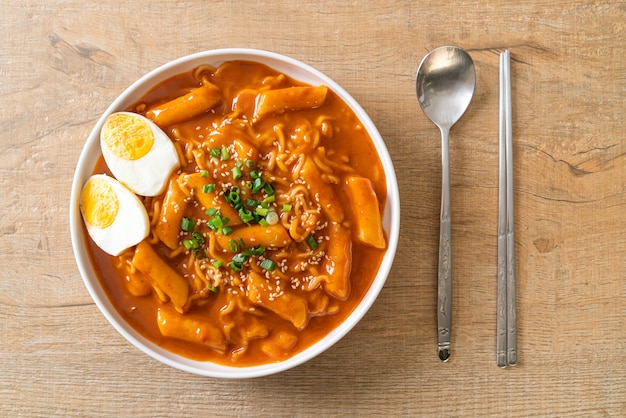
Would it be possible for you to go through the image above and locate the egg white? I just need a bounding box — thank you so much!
[101,112,180,196]
[80,174,150,256]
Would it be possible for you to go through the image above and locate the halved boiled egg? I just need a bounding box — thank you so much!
[100,112,180,196]
[80,174,149,256]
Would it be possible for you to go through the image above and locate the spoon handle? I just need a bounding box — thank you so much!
[438,126,452,362]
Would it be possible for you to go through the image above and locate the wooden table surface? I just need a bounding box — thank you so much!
[2,1,624,416]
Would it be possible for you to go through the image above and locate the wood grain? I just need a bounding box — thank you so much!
[1,0,624,416]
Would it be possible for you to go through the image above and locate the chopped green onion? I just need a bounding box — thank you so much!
[210,147,221,158]
[229,261,243,272]
[239,208,254,224]
[221,145,230,161]
[282,204,292,212]
[242,245,265,257]
[232,253,248,264]
[191,232,205,244]
[306,234,319,250]
[183,240,194,250]
[251,177,264,193]
[228,239,239,253]
[222,226,233,235]
[207,284,218,293]
[236,160,243,168]
[266,211,279,225]
[205,208,217,217]
[207,213,227,231]
[250,170,261,179]
[181,217,194,232]
[232,166,242,180]
[260,259,276,271]
[213,260,223,268]
[255,207,269,217]
[206,218,220,230]
[264,183,275,196]
[246,198,260,207]
[245,159,256,169]
[200,170,209,178]
[226,187,241,206]
[193,248,206,260]
[259,218,269,227]
[263,195,276,204]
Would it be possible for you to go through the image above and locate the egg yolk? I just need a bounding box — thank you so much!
[81,178,119,228]
[102,113,154,160]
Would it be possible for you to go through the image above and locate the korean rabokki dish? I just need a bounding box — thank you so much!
[80,60,388,366]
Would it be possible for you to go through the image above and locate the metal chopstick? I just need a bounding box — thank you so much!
[504,50,517,367]
[497,50,517,368]
[496,51,508,368]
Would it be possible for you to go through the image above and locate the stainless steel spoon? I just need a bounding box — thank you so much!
[416,46,476,362]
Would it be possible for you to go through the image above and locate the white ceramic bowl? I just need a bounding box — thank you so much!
[70,48,400,378]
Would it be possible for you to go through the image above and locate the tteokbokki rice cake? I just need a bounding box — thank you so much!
[71,50,399,377]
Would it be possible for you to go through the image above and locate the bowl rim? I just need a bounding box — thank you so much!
[70,48,400,378]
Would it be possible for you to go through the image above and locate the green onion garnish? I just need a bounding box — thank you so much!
[181,217,194,232]
[266,211,279,225]
[193,248,206,260]
[245,159,256,168]
[206,212,228,231]
[221,145,230,161]
[251,177,264,193]
[242,245,265,257]
[229,261,243,272]
[239,208,254,224]
[228,239,239,253]
[191,232,204,244]
[225,187,241,206]
[200,170,209,178]
[306,234,319,250]
[213,260,223,268]
[255,207,269,217]
[260,259,276,271]
[232,166,242,180]
[282,204,292,212]
[246,199,260,207]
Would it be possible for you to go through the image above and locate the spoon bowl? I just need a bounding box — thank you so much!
[416,46,475,363]
[416,46,476,129]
